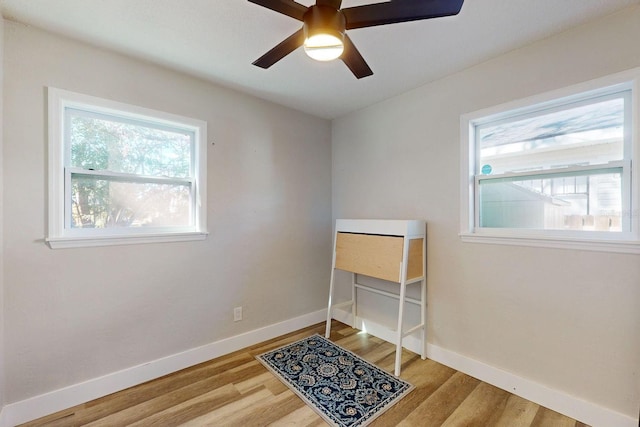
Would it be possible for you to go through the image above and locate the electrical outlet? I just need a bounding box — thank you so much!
[233,306,242,322]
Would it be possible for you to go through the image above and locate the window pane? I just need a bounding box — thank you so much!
[69,110,192,178]
[70,175,191,229]
[479,171,622,231]
[478,96,625,175]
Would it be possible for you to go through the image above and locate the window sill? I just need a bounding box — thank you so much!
[46,231,209,249]
[459,233,640,254]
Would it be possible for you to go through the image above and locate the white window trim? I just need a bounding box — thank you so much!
[47,87,208,249]
[460,68,640,254]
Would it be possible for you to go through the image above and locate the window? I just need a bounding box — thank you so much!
[460,70,640,254]
[48,88,207,248]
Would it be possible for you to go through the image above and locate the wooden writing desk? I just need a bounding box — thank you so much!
[325,219,426,375]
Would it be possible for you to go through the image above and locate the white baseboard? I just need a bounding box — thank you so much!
[332,307,637,427]
[2,309,327,427]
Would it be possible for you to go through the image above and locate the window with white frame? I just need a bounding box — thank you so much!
[460,70,640,253]
[47,88,207,248]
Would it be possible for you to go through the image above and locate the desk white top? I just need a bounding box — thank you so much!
[335,219,425,238]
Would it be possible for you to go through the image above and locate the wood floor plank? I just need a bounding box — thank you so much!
[19,321,591,427]
[268,405,323,426]
[530,406,580,427]
[324,335,376,361]
[354,339,395,364]
[75,351,256,424]
[235,371,288,395]
[174,387,274,427]
[396,371,480,427]
[369,360,456,426]
[375,347,421,373]
[490,394,540,427]
[76,362,263,426]
[399,358,455,388]
[178,388,293,426]
[85,383,240,427]
[335,324,356,335]
[440,381,511,427]
[19,412,75,427]
[222,391,306,426]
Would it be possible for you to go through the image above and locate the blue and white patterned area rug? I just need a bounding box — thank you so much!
[256,334,413,427]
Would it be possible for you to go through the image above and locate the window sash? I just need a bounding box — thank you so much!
[474,161,629,233]
[66,107,197,137]
[65,108,196,180]
[475,161,625,184]
[65,167,196,233]
[67,167,195,185]
[475,90,630,174]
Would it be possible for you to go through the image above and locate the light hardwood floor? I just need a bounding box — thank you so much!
[21,321,590,427]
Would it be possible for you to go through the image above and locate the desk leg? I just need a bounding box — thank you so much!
[351,273,357,328]
[395,280,407,376]
[325,268,335,338]
[421,278,427,359]
[421,235,427,359]
[326,234,338,339]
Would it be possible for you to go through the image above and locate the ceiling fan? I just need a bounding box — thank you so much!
[248,0,464,79]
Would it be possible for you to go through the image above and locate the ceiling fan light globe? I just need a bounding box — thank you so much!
[304,34,344,61]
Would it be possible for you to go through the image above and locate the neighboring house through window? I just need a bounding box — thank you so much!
[47,88,207,248]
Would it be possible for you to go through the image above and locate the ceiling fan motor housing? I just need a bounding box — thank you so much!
[303,5,346,42]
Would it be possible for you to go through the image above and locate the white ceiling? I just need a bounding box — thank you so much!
[1,0,638,119]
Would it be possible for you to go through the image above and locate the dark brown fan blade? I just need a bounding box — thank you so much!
[343,0,464,30]
[248,0,307,21]
[253,29,306,69]
[315,0,342,9]
[341,34,373,79]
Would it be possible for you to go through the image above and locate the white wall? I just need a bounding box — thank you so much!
[0,14,5,413]
[2,21,332,404]
[332,5,640,422]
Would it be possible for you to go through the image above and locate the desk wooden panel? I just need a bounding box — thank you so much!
[335,232,424,282]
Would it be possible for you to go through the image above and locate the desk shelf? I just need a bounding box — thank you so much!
[325,219,426,376]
